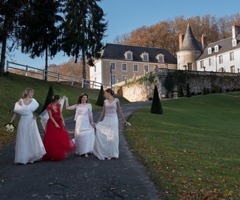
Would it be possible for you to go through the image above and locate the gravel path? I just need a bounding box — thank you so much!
[0,101,167,200]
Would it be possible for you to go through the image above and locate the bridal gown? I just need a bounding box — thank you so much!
[68,103,95,156]
[14,98,46,164]
[94,98,119,160]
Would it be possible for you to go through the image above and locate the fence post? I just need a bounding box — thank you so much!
[42,70,45,80]
[81,79,84,88]
[25,65,29,76]
[58,73,60,83]
[6,61,9,71]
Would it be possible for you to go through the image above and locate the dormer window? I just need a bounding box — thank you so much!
[156,54,164,63]
[124,51,133,60]
[232,39,237,47]
[214,45,219,52]
[208,47,212,54]
[141,52,149,61]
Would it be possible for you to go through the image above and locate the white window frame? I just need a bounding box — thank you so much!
[230,52,234,61]
[133,64,138,72]
[208,48,212,54]
[121,63,127,71]
[111,75,116,84]
[232,39,237,47]
[141,52,149,61]
[110,62,116,71]
[124,51,133,60]
[200,60,204,68]
[156,54,164,63]
[219,55,223,64]
[144,65,149,73]
[214,45,219,52]
[208,58,212,66]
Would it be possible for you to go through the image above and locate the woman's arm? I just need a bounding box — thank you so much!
[117,100,126,123]
[88,104,94,127]
[47,109,60,128]
[97,105,105,123]
[64,96,76,110]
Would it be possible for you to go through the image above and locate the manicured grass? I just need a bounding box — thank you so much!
[0,73,129,147]
[125,92,240,199]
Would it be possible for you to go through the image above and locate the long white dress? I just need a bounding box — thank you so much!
[14,98,46,164]
[93,98,119,160]
[68,103,95,156]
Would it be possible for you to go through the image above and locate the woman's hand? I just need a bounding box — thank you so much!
[55,123,60,128]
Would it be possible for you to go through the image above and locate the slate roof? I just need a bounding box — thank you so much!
[180,24,202,52]
[198,35,240,60]
[101,43,177,64]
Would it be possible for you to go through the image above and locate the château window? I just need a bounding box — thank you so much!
[144,65,149,73]
[208,48,212,54]
[111,75,116,85]
[133,64,138,72]
[214,45,219,52]
[200,60,204,68]
[110,62,116,71]
[122,63,127,71]
[156,54,164,63]
[141,52,149,61]
[230,52,234,61]
[124,51,133,60]
[209,58,212,66]
[232,39,237,47]
[219,55,223,64]
[230,65,235,73]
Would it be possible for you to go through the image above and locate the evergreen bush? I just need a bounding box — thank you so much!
[41,86,54,113]
[151,86,163,114]
[96,85,105,106]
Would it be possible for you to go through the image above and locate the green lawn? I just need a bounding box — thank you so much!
[0,73,129,147]
[125,92,240,199]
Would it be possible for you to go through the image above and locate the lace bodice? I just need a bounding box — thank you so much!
[104,98,119,116]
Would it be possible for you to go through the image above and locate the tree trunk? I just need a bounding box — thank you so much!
[0,34,7,75]
[44,47,48,81]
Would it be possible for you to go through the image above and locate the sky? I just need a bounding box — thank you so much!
[6,0,240,69]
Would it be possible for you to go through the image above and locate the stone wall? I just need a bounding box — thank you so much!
[115,68,240,102]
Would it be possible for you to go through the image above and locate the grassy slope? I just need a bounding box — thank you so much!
[0,73,129,147]
[125,92,240,199]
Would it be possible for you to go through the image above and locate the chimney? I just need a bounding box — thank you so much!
[232,25,240,39]
[201,34,207,49]
[179,33,184,50]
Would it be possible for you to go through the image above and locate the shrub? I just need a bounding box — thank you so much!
[41,86,54,113]
[151,86,163,114]
[96,85,105,106]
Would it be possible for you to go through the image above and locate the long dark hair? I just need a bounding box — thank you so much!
[77,93,88,104]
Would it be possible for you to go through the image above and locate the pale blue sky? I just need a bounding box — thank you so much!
[7,0,240,69]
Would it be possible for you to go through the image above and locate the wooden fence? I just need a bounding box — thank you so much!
[5,61,103,89]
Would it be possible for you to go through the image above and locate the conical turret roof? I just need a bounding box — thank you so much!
[180,24,202,51]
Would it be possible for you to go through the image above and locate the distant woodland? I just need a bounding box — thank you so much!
[114,14,240,56]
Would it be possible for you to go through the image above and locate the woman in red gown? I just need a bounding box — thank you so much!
[43,95,75,161]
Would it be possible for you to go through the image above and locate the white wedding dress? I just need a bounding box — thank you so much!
[68,103,95,156]
[14,98,46,164]
[94,98,119,160]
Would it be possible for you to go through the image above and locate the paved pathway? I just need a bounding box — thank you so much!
[0,101,167,200]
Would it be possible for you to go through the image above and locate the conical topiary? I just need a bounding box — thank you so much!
[41,86,54,113]
[151,86,163,114]
[96,85,105,106]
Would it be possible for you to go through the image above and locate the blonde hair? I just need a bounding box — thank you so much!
[22,88,34,98]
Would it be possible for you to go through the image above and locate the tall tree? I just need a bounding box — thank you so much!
[61,0,107,87]
[0,0,26,74]
[18,0,63,80]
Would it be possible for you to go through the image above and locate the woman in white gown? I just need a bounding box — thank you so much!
[64,94,95,157]
[11,88,46,164]
[93,88,126,160]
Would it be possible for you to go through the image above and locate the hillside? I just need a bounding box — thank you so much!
[0,73,129,147]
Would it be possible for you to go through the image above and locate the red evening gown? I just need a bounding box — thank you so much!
[42,103,75,161]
